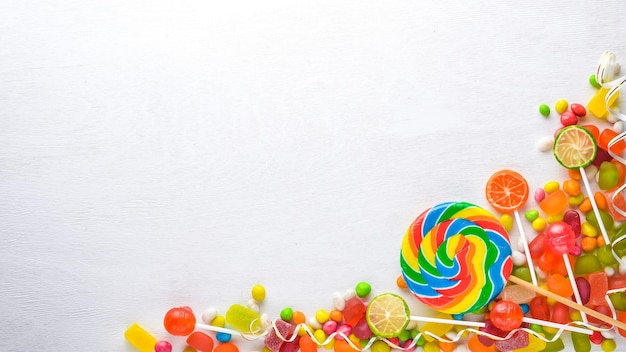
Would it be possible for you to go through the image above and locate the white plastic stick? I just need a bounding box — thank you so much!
[562,253,588,323]
[579,167,611,244]
[514,210,538,286]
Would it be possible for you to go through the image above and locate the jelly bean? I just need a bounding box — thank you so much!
[529,296,550,321]
[499,283,536,304]
[500,213,513,232]
[215,342,240,352]
[315,309,329,324]
[569,193,585,206]
[544,181,560,193]
[588,272,609,306]
[560,111,578,126]
[555,99,569,114]
[494,330,529,351]
[590,74,602,88]
[298,335,318,352]
[532,217,547,231]
[563,210,581,237]
[396,275,408,289]
[571,103,587,117]
[601,338,617,352]
[292,311,306,325]
[575,277,590,305]
[216,332,231,342]
[490,300,524,331]
[312,329,326,345]
[537,135,554,152]
[610,292,626,310]
[563,179,581,196]
[600,128,626,154]
[586,209,614,235]
[264,319,294,352]
[545,222,575,255]
[164,307,196,336]
[551,302,570,325]
[534,188,546,202]
[186,332,214,352]
[574,254,603,275]
[528,233,545,259]
[539,189,568,215]
[581,221,598,237]
[225,304,261,333]
[124,323,157,352]
[547,214,563,223]
[547,273,573,297]
[420,313,453,342]
[539,104,551,117]
[599,161,619,190]
[511,250,527,266]
[511,266,533,283]
[355,282,371,297]
[570,244,582,256]
[343,297,365,327]
[371,340,391,352]
[524,210,539,222]
[155,340,172,352]
[352,316,372,339]
[280,307,293,322]
[580,236,597,252]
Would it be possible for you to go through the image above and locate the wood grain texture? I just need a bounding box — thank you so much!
[1,1,626,351]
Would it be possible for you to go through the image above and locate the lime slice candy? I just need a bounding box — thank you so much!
[553,125,597,169]
[366,293,410,338]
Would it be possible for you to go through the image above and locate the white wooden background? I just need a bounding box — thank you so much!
[2,1,626,351]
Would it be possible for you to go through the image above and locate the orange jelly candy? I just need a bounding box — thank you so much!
[599,128,626,154]
[539,189,568,215]
[547,273,574,297]
[588,272,609,306]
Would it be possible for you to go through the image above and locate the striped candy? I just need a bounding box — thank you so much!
[400,201,513,315]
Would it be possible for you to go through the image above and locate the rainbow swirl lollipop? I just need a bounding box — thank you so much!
[400,201,513,315]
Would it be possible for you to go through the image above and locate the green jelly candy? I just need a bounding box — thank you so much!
[612,226,626,250]
[512,266,532,283]
[525,210,539,222]
[597,245,618,265]
[610,292,626,311]
[574,254,602,275]
[586,210,614,236]
[541,335,565,352]
[599,161,619,190]
[225,304,261,333]
[571,331,591,352]
[539,104,551,117]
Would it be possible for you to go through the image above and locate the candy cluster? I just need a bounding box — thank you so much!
[125,51,626,352]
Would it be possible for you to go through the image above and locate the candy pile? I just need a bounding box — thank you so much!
[125,51,626,352]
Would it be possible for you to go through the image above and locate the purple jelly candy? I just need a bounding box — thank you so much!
[494,330,529,351]
[563,210,582,238]
[264,319,294,352]
[352,317,373,339]
[574,277,591,305]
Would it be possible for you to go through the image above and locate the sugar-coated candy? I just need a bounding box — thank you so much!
[590,74,602,88]
[264,319,294,352]
[371,340,391,352]
[494,330,529,351]
[355,281,371,297]
[279,335,300,352]
[512,332,547,352]
[541,334,565,352]
[155,340,172,352]
[279,307,293,321]
[216,331,231,342]
[124,323,157,352]
[588,271,609,306]
[561,111,578,126]
[534,188,546,202]
[333,292,346,310]
[343,297,365,326]
[499,283,536,304]
[528,233,545,259]
[186,331,214,352]
[539,104,551,117]
[322,320,337,335]
[572,331,592,352]
[225,304,261,333]
[315,309,329,324]
[602,339,617,352]
[334,323,351,341]
[214,342,240,352]
[478,319,507,346]
[163,306,196,336]
[555,99,569,114]
[201,307,217,324]
[490,300,523,331]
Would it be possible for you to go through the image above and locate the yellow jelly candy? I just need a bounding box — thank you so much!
[419,313,453,342]
[588,88,619,119]
[225,304,261,333]
[512,332,547,352]
[124,323,157,352]
[500,214,514,232]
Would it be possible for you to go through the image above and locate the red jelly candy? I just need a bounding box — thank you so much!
[494,330,529,351]
[590,331,604,344]
[551,302,570,325]
[280,335,300,352]
[164,306,196,336]
[352,316,373,339]
[490,300,524,331]
[478,319,507,347]
[299,335,318,352]
[529,296,550,321]
[186,331,214,351]
[264,319,294,352]
[529,233,546,259]
[343,297,365,327]
[588,272,609,306]
[587,305,613,328]
[563,210,582,238]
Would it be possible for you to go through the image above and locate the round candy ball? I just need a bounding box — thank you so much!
[490,300,524,331]
[544,222,576,255]
[163,306,196,336]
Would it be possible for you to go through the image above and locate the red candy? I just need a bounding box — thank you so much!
[186,331,214,351]
[560,111,578,126]
[529,296,550,321]
[544,222,576,255]
[490,300,524,331]
[588,272,609,306]
[163,306,196,336]
[570,103,587,117]
[343,297,365,327]
[264,319,294,352]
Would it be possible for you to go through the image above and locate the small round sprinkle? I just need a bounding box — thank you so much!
[355,282,372,297]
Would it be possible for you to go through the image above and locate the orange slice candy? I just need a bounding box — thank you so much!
[485,169,529,213]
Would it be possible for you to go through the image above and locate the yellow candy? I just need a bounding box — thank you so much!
[500,214,514,232]
[555,99,569,114]
[423,341,440,352]
[588,88,619,119]
[542,326,558,335]
[581,221,598,237]
[544,180,560,193]
[512,333,547,352]
[419,313,453,342]
[251,284,266,302]
[297,325,308,336]
[371,340,391,352]
[348,334,361,348]
[570,310,583,321]
[313,329,327,345]
[569,193,585,206]
[124,323,157,352]
[315,309,330,324]
[532,217,547,232]
[547,214,563,223]
[211,315,226,328]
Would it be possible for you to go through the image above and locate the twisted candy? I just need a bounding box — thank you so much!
[400,201,513,315]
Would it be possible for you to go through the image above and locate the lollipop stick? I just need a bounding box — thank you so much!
[513,210,538,286]
[409,315,592,334]
[579,167,611,244]
[561,253,588,323]
[509,275,626,331]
